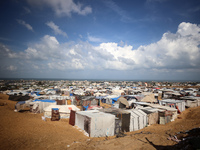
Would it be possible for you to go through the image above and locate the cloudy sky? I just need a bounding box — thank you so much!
[0,0,200,80]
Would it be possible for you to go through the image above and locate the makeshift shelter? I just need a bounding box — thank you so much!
[148,104,178,122]
[180,96,200,108]
[76,96,98,110]
[158,110,173,125]
[44,105,80,118]
[159,99,185,112]
[49,95,69,100]
[130,109,147,130]
[115,96,129,108]
[140,107,159,125]
[111,96,121,104]
[75,110,115,137]
[56,99,66,105]
[29,99,56,113]
[99,108,131,134]
[132,101,151,108]
[141,94,157,103]
[112,89,124,96]
[123,95,137,107]
[126,110,139,131]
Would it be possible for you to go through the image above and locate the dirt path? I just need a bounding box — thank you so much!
[0,94,200,150]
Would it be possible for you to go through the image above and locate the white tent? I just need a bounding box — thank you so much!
[159,99,185,112]
[29,100,56,113]
[44,105,80,118]
[130,109,147,130]
[75,110,115,137]
[112,89,124,96]
[127,110,139,131]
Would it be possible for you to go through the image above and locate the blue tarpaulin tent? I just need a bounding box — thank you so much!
[33,99,56,103]
[83,104,89,111]
[111,96,121,104]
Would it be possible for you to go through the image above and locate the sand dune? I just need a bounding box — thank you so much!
[0,94,200,150]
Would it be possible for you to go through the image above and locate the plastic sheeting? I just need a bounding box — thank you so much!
[111,96,120,104]
[127,110,139,131]
[44,105,80,118]
[33,99,56,103]
[29,100,56,113]
[128,109,147,130]
[75,110,115,137]
[99,108,131,133]
[159,99,185,112]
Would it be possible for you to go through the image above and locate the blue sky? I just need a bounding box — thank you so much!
[0,0,200,80]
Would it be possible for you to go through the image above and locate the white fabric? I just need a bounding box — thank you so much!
[44,105,80,118]
[75,110,115,137]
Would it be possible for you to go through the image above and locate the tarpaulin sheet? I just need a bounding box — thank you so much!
[111,96,120,104]
[33,99,56,103]
[75,110,115,137]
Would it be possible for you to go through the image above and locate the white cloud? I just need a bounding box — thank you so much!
[7,65,17,71]
[1,22,200,79]
[0,43,18,58]
[26,0,92,17]
[177,22,200,36]
[24,35,60,60]
[87,34,103,42]
[17,19,33,31]
[46,21,68,37]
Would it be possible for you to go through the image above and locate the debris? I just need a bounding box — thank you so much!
[133,131,152,135]
[42,116,46,121]
[116,131,126,138]
[167,135,181,143]
[0,102,7,106]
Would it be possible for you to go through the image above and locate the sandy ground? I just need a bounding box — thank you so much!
[0,93,200,150]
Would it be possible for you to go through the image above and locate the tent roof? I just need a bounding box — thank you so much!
[141,94,157,103]
[44,105,80,112]
[111,96,121,102]
[117,96,129,107]
[33,99,56,103]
